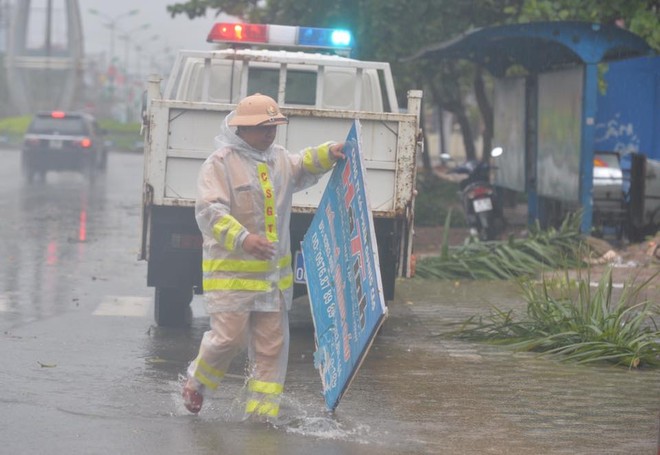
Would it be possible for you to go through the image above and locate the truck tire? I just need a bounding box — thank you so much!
[154,286,193,327]
[375,222,399,301]
[23,165,36,183]
[98,149,108,170]
[379,252,396,301]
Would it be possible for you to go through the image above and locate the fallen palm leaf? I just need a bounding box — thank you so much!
[415,212,587,280]
[448,268,660,368]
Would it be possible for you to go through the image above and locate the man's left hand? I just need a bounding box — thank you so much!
[330,143,346,161]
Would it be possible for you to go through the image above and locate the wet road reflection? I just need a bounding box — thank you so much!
[0,148,658,454]
[1,156,102,325]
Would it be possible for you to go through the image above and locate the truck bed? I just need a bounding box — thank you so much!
[144,97,422,218]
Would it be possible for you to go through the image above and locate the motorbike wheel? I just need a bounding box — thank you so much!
[477,212,497,241]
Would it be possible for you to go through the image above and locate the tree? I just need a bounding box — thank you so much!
[513,0,660,50]
[165,0,659,169]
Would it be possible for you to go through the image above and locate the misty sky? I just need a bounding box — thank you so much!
[81,0,223,57]
[8,0,226,57]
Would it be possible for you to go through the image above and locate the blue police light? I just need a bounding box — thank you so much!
[331,30,352,47]
[298,26,352,49]
[207,22,353,50]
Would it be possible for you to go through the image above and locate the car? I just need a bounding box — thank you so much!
[592,151,625,237]
[21,111,108,182]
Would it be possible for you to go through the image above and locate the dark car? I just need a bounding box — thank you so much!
[21,111,108,182]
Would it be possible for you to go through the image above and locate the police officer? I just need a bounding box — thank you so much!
[183,93,345,418]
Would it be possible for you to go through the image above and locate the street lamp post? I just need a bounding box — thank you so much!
[119,23,150,78]
[118,25,150,123]
[134,34,159,81]
[88,8,140,121]
[88,8,139,66]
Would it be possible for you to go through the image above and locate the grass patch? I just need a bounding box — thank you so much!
[415,212,587,280]
[99,120,141,151]
[451,268,660,368]
[0,114,141,150]
[0,115,32,134]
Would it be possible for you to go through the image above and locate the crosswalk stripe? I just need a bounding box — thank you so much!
[0,294,9,312]
[93,296,151,317]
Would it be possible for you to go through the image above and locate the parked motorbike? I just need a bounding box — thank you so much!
[449,148,506,241]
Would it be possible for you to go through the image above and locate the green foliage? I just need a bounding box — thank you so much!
[0,115,32,146]
[99,121,141,151]
[415,213,587,279]
[516,0,660,50]
[99,120,140,135]
[452,268,660,368]
[0,115,141,151]
[165,0,660,165]
[414,172,464,227]
[0,115,32,135]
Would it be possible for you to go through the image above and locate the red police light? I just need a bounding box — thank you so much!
[51,111,66,118]
[207,23,268,44]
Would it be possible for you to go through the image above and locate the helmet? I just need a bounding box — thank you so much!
[228,93,288,127]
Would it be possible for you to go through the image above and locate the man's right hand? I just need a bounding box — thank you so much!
[242,234,276,260]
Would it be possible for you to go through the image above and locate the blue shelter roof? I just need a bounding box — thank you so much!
[409,21,652,76]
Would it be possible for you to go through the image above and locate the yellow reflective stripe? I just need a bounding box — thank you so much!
[303,142,334,174]
[212,215,243,251]
[278,255,291,268]
[203,278,271,292]
[192,358,224,391]
[248,379,284,395]
[302,148,316,173]
[278,273,293,291]
[245,399,280,417]
[194,370,218,390]
[202,254,291,273]
[198,358,224,380]
[225,223,242,250]
[317,143,333,170]
[257,163,278,243]
[203,258,270,273]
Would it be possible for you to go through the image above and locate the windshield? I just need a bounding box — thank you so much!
[29,117,87,135]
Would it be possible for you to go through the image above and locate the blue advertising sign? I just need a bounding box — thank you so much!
[301,120,388,411]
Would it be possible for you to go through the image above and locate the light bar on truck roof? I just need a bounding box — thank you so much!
[207,23,353,50]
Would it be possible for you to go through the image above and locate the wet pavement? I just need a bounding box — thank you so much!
[0,148,659,454]
[382,279,660,454]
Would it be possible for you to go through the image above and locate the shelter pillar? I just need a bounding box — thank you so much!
[579,63,598,234]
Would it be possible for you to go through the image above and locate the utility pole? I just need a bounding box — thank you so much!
[0,0,9,54]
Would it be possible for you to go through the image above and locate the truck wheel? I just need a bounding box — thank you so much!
[154,286,193,327]
[379,256,396,301]
[85,158,97,183]
[98,150,108,170]
[23,166,36,183]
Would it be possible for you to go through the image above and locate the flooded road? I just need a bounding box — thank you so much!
[0,148,658,454]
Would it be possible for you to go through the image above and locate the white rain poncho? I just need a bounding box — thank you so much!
[195,113,337,313]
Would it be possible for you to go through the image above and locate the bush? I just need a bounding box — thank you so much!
[415,172,465,227]
[415,213,587,280]
[99,120,141,151]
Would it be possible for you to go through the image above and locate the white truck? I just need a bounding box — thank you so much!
[139,23,423,326]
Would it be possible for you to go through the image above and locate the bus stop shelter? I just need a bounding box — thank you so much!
[410,21,652,233]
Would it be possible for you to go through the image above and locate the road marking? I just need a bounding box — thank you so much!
[0,294,9,312]
[93,296,151,317]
